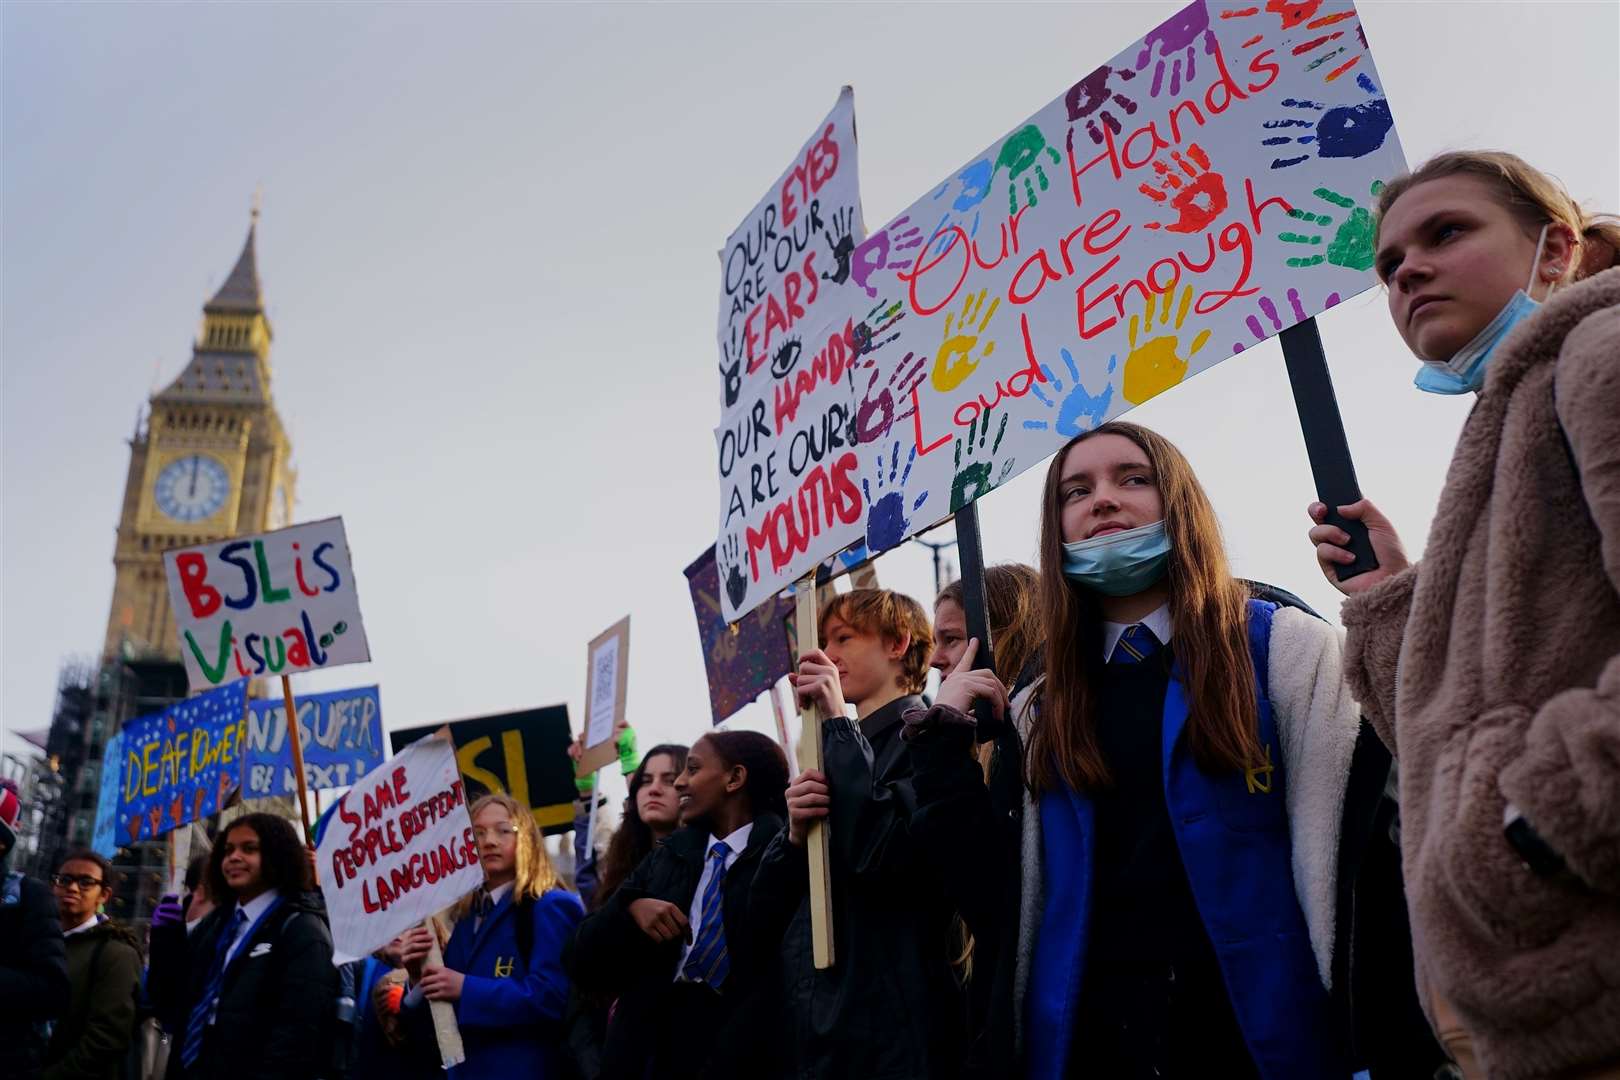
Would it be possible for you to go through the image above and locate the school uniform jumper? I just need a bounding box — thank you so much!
[909,600,1371,1080]
[407,886,583,1080]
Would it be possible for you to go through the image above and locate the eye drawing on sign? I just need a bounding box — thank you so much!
[854,351,928,445]
[994,125,1062,215]
[850,298,906,357]
[951,407,1016,512]
[721,533,749,610]
[1124,285,1210,405]
[1065,63,1139,146]
[771,337,803,379]
[852,216,925,299]
[1138,144,1228,234]
[862,442,927,553]
[1262,73,1392,169]
[1024,348,1116,438]
[1280,181,1384,269]
[928,159,994,254]
[933,289,1001,392]
[1134,0,1216,98]
[821,207,858,284]
[1229,288,1342,354]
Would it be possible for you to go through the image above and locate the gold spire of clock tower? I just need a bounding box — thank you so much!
[103,206,298,660]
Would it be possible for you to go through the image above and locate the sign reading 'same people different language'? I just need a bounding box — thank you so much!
[118,681,248,844]
[714,0,1405,619]
[713,88,868,617]
[245,685,385,798]
[318,733,483,960]
[164,517,370,690]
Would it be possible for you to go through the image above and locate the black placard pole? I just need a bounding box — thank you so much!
[1278,316,1378,580]
[952,500,1002,738]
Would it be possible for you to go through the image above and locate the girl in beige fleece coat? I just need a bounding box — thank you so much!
[1307,151,1620,1079]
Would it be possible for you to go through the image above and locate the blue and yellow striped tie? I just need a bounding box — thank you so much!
[1111,623,1160,665]
[681,841,732,988]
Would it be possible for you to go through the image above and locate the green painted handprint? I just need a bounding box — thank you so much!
[1280,180,1385,270]
[994,125,1062,216]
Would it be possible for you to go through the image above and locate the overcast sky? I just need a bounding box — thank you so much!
[4,1,1616,774]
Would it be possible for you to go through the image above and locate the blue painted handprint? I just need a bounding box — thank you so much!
[1262,73,1392,169]
[1023,348,1116,438]
[928,158,993,254]
[862,442,927,553]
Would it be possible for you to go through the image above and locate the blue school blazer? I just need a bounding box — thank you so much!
[437,888,584,1079]
[1027,600,1350,1080]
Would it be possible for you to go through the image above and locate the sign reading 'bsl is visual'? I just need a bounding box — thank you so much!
[164,517,370,691]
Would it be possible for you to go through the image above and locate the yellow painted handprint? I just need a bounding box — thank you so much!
[932,289,1001,393]
[1123,284,1209,405]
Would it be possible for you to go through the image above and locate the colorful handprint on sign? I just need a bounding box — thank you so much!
[994,125,1062,215]
[1123,285,1210,405]
[933,289,1001,392]
[1139,144,1228,234]
[1262,73,1391,169]
[1279,181,1383,269]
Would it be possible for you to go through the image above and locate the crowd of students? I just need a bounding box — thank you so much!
[2,150,1615,1080]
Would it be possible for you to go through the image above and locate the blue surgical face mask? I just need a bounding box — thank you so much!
[1414,224,1552,396]
[1061,520,1171,597]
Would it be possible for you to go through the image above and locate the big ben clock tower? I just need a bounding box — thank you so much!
[103,208,297,659]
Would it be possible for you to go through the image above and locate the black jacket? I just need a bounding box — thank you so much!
[749,695,966,1080]
[148,895,338,1080]
[904,582,1447,1080]
[565,812,785,1080]
[0,870,70,1079]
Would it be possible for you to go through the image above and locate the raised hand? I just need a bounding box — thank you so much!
[397,925,436,982]
[934,639,1010,723]
[784,769,831,847]
[790,649,849,719]
[1308,498,1410,595]
[628,898,692,945]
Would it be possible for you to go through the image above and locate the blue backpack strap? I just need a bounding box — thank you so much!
[1245,598,1278,706]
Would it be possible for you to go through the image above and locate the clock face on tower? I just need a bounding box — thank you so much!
[153,454,231,522]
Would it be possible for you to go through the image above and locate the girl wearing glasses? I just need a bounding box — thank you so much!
[397,793,583,1079]
[42,850,141,1080]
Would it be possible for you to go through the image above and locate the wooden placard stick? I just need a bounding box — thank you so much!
[793,572,835,969]
[280,675,314,848]
[421,915,466,1067]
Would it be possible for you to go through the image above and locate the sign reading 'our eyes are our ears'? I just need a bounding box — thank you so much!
[163,517,371,691]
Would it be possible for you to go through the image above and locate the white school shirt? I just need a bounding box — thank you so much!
[675,821,753,977]
[1101,603,1174,662]
[63,912,101,937]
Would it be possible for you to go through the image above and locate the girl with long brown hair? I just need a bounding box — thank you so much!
[1308,150,1620,1078]
[906,421,1388,1080]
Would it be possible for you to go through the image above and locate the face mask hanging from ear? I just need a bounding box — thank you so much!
[1415,224,1554,396]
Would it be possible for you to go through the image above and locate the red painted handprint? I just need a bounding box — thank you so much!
[1138,144,1228,234]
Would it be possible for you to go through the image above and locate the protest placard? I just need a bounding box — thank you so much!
[90,731,125,858]
[578,618,630,775]
[713,88,870,621]
[715,0,1405,619]
[164,517,370,691]
[318,732,482,960]
[684,545,797,726]
[117,681,248,844]
[245,685,384,798]
[391,706,578,833]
